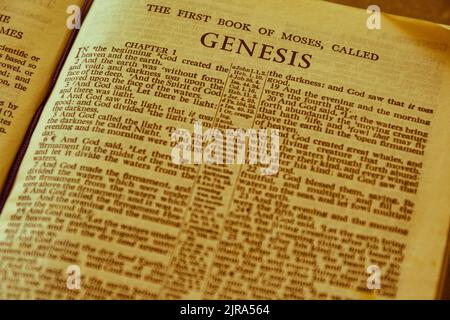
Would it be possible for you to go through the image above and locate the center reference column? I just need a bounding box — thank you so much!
[159,65,268,299]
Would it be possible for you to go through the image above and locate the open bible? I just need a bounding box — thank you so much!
[0,0,449,299]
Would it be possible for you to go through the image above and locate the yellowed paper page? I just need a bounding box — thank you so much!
[0,0,85,189]
[0,0,449,299]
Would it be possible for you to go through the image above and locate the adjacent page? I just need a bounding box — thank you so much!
[0,0,84,189]
[0,0,449,299]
